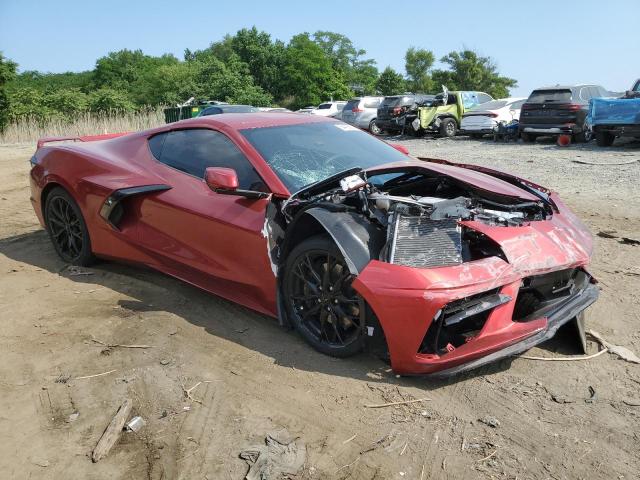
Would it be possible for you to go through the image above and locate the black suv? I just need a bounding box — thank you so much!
[518,85,609,143]
[376,94,433,134]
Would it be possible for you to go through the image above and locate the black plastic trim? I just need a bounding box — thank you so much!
[425,283,599,379]
[100,184,172,229]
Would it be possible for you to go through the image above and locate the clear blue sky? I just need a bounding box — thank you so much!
[1,0,638,97]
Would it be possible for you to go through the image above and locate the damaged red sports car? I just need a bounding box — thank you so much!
[29,113,598,376]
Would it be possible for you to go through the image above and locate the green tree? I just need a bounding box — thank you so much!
[11,70,93,93]
[281,34,350,109]
[88,87,136,112]
[312,31,378,95]
[229,27,286,96]
[43,88,89,118]
[0,53,18,131]
[432,50,517,98]
[376,67,405,96]
[404,47,434,93]
[8,87,51,121]
[94,49,179,105]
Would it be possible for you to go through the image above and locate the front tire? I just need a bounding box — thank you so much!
[283,235,365,358]
[44,187,95,266]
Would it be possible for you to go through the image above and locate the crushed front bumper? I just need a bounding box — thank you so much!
[351,199,597,377]
[353,258,598,376]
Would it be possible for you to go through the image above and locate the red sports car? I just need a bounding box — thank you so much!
[29,113,598,376]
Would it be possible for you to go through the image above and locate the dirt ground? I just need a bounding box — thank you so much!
[1,137,639,480]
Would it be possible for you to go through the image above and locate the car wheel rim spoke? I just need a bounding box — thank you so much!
[48,197,83,261]
[290,249,362,348]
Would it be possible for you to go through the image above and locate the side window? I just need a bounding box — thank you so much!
[509,100,525,110]
[151,129,267,191]
[363,99,381,108]
[578,87,591,102]
[148,132,167,159]
[589,86,601,98]
[461,92,477,108]
[477,93,493,104]
[201,107,222,116]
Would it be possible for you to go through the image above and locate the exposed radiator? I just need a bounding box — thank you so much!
[390,215,462,268]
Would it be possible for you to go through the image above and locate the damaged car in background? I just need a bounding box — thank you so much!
[29,113,598,376]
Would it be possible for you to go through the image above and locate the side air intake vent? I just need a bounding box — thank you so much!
[390,216,462,268]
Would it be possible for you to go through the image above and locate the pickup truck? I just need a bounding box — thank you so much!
[414,88,493,137]
[588,79,640,146]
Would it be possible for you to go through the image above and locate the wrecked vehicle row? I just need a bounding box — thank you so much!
[30,113,598,376]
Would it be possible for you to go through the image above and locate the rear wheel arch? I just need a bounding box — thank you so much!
[41,182,67,222]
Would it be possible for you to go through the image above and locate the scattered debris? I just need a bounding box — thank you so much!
[585,386,597,404]
[125,416,146,432]
[160,359,171,366]
[67,412,79,423]
[75,369,117,380]
[479,416,500,428]
[30,457,50,468]
[364,398,431,408]
[595,230,640,246]
[590,330,640,364]
[517,348,608,361]
[92,399,133,463]
[621,236,640,246]
[54,373,70,384]
[239,431,306,480]
[360,433,394,455]
[91,338,153,349]
[622,399,640,407]
[477,450,498,462]
[572,159,639,166]
[64,266,94,276]
[342,433,357,445]
[551,393,575,404]
[597,230,616,238]
[182,381,204,404]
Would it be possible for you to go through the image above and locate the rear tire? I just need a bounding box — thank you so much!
[595,131,615,147]
[574,122,592,143]
[521,132,536,143]
[283,235,365,358]
[439,118,457,137]
[44,187,95,266]
[369,119,382,136]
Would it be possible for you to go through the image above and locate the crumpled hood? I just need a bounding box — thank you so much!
[367,159,542,202]
[461,193,593,276]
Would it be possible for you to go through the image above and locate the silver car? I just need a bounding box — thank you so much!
[341,96,385,134]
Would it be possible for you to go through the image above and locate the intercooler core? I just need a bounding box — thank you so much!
[389,215,462,268]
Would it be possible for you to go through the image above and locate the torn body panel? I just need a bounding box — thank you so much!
[275,159,597,375]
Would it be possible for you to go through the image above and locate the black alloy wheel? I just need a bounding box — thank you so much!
[45,187,94,265]
[284,235,365,357]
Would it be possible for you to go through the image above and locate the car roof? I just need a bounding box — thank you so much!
[169,112,336,130]
[534,84,600,90]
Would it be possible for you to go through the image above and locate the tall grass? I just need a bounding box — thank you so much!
[0,108,166,144]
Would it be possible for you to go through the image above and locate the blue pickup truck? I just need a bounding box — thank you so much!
[588,79,640,146]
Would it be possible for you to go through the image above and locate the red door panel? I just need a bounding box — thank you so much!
[138,170,277,317]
